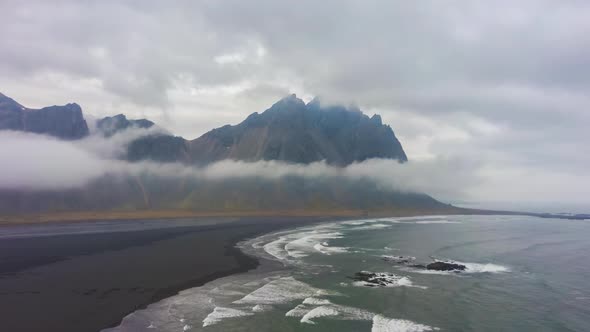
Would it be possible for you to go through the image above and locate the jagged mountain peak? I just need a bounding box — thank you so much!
[0,93,88,139]
[188,95,408,165]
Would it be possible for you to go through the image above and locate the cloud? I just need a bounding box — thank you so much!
[1,131,588,208]
[0,1,588,207]
[0,131,479,201]
[0,131,110,190]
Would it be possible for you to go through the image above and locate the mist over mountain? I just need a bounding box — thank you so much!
[0,92,459,215]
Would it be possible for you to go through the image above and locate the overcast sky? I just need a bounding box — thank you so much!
[1,1,589,210]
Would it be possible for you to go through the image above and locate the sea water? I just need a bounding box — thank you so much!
[106,215,590,331]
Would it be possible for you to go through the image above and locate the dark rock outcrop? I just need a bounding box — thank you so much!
[349,271,410,287]
[426,261,466,271]
[0,93,89,139]
[382,254,467,272]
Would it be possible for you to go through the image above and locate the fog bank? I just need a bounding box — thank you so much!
[0,131,478,200]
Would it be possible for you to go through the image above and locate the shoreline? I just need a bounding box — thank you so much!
[0,207,473,226]
[2,206,585,227]
[0,216,338,332]
[1,211,585,332]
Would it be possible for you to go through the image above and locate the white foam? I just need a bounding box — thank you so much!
[342,219,372,225]
[233,277,320,305]
[261,228,347,261]
[351,223,392,230]
[301,306,340,324]
[401,267,454,275]
[286,296,435,329]
[202,307,254,327]
[284,231,344,258]
[182,324,192,331]
[262,237,290,261]
[251,304,272,312]
[313,243,349,255]
[297,302,374,324]
[380,218,402,223]
[314,289,342,296]
[414,220,460,224]
[397,215,449,221]
[384,246,400,251]
[404,260,510,275]
[303,297,332,305]
[353,272,427,289]
[286,304,311,317]
[461,262,510,273]
[372,315,439,332]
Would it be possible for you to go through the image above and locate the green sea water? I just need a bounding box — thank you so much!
[107,215,590,332]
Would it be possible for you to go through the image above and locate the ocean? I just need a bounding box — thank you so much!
[105,215,590,331]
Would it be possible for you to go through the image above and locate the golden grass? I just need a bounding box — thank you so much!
[0,207,470,225]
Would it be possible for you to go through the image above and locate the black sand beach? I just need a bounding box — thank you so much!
[0,217,327,332]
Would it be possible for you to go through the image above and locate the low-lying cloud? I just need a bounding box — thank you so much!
[0,131,480,201]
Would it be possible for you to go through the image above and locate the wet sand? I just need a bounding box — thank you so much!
[0,217,329,332]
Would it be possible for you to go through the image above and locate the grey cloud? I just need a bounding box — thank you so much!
[0,1,589,206]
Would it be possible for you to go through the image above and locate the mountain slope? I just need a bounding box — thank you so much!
[188,95,407,165]
[0,92,457,216]
[0,93,89,139]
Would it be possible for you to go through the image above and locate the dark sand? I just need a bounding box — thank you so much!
[0,217,328,332]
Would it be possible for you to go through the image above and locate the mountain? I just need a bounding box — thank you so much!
[188,95,407,165]
[0,92,458,216]
[0,93,89,139]
[127,134,190,163]
[0,93,407,166]
[96,114,154,137]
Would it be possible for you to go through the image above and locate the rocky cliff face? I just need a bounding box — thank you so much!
[188,95,407,165]
[0,93,407,165]
[0,93,89,139]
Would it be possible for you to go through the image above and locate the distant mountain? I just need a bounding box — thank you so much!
[0,92,456,216]
[96,114,154,137]
[0,93,408,166]
[127,134,190,163]
[0,93,89,139]
[188,95,407,165]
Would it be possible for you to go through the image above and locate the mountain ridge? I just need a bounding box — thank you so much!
[1,92,408,166]
[0,93,89,139]
[0,92,451,216]
[188,94,408,165]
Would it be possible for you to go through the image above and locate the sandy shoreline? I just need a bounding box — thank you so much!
[0,216,337,332]
[1,208,573,332]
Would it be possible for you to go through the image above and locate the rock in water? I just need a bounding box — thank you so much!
[426,261,466,271]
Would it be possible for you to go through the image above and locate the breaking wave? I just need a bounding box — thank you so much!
[372,315,440,332]
[202,307,253,327]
